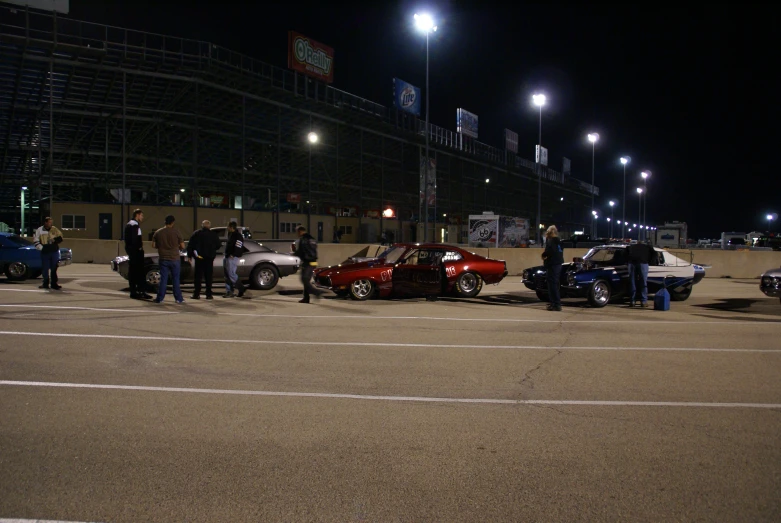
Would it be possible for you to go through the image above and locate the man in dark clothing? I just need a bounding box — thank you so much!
[295,225,323,304]
[222,221,248,298]
[542,225,565,312]
[187,219,221,300]
[124,209,151,300]
[627,241,655,307]
[33,217,64,290]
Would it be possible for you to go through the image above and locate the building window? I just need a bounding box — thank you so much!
[338,225,353,235]
[280,222,302,234]
[61,214,86,229]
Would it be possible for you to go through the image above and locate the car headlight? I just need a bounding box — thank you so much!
[567,273,577,286]
[522,270,529,281]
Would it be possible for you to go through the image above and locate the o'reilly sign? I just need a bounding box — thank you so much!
[288,31,334,83]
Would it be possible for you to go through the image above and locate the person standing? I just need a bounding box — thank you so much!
[187,219,221,300]
[627,241,655,307]
[33,217,64,290]
[295,225,323,304]
[542,225,564,312]
[222,221,248,298]
[152,215,185,304]
[124,209,151,300]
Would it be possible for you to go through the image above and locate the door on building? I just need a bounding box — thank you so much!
[98,213,113,240]
[317,221,323,242]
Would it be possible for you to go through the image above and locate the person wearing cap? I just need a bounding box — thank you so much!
[152,215,185,304]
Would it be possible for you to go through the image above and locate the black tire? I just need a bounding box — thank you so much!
[588,280,611,308]
[535,290,550,302]
[144,265,162,291]
[4,261,30,281]
[454,272,482,298]
[670,288,692,301]
[349,279,375,300]
[251,264,279,290]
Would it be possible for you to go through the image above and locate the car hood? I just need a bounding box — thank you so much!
[761,267,781,277]
[317,259,394,275]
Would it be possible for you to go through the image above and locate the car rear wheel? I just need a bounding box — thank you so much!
[455,272,482,298]
[535,290,549,302]
[588,280,611,308]
[670,288,692,301]
[349,279,375,300]
[4,261,29,281]
[251,264,279,290]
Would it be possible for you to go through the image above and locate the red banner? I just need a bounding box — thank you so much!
[288,31,334,84]
[286,192,301,203]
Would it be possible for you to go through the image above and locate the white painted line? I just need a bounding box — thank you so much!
[0,288,126,296]
[0,330,778,353]
[0,305,178,314]
[2,380,780,409]
[0,519,102,523]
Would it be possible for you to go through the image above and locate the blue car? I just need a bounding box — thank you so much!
[522,244,706,307]
[0,232,73,280]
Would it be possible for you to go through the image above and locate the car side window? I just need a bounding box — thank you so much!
[656,252,665,265]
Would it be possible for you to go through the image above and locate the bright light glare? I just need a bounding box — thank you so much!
[609,200,615,207]
[607,217,611,222]
[21,186,27,190]
[383,208,395,218]
[179,188,185,192]
[641,171,650,179]
[560,197,564,201]
[637,187,643,194]
[307,132,319,143]
[592,210,597,215]
[620,157,630,165]
[485,178,490,183]
[532,93,546,107]
[414,13,437,33]
[587,133,599,143]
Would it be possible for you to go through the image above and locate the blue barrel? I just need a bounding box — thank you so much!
[654,287,670,311]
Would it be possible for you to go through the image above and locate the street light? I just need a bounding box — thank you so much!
[414,12,437,242]
[485,178,490,208]
[532,93,546,246]
[587,133,599,237]
[640,171,651,240]
[609,200,615,238]
[306,129,319,231]
[620,156,630,238]
[768,213,779,231]
[20,186,27,236]
[307,132,318,144]
[636,187,643,239]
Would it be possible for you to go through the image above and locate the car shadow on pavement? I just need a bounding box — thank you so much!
[692,298,781,320]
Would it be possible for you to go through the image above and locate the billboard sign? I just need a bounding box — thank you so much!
[419,155,437,206]
[288,31,334,83]
[498,217,530,248]
[457,108,478,139]
[505,129,518,153]
[468,215,498,248]
[286,192,301,203]
[393,78,421,116]
[535,145,548,166]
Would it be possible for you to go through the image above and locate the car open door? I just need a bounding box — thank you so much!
[392,248,444,296]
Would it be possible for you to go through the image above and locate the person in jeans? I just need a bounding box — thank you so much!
[222,221,248,298]
[152,214,185,304]
[124,208,151,300]
[187,219,221,300]
[542,225,564,311]
[294,225,323,303]
[627,241,655,307]
[33,217,64,290]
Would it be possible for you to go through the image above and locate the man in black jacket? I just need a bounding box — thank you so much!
[222,221,248,298]
[295,225,323,304]
[542,225,565,311]
[627,241,655,307]
[124,209,151,300]
[187,219,221,300]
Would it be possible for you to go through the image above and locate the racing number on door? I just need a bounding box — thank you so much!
[380,269,393,282]
[445,265,457,278]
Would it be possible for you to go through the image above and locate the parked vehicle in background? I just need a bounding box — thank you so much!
[111,239,300,290]
[522,244,706,307]
[0,232,72,280]
[211,226,252,239]
[760,267,781,303]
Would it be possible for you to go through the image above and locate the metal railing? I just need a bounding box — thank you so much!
[0,3,599,195]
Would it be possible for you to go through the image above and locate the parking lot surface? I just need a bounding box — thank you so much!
[1,265,780,522]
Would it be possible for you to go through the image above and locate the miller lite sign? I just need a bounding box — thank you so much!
[393,78,421,116]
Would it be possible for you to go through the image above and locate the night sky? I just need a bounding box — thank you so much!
[70,1,777,239]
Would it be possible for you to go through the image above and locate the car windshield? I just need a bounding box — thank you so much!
[379,246,407,264]
[4,235,33,247]
[583,247,627,265]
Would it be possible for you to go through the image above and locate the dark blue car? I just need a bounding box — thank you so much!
[0,232,72,280]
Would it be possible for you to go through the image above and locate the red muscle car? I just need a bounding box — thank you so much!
[314,243,508,300]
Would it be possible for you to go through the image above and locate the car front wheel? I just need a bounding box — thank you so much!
[4,261,29,281]
[535,290,549,302]
[349,279,375,300]
[454,272,482,298]
[145,266,161,290]
[251,264,279,290]
[670,288,692,301]
[588,280,611,308]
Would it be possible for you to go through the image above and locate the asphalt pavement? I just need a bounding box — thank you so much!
[1,265,780,522]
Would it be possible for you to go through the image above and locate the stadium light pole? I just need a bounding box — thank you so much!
[20,186,27,236]
[636,187,643,240]
[641,171,651,240]
[533,93,546,246]
[415,13,437,243]
[609,200,615,238]
[620,156,631,238]
[307,130,318,232]
[587,133,599,237]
